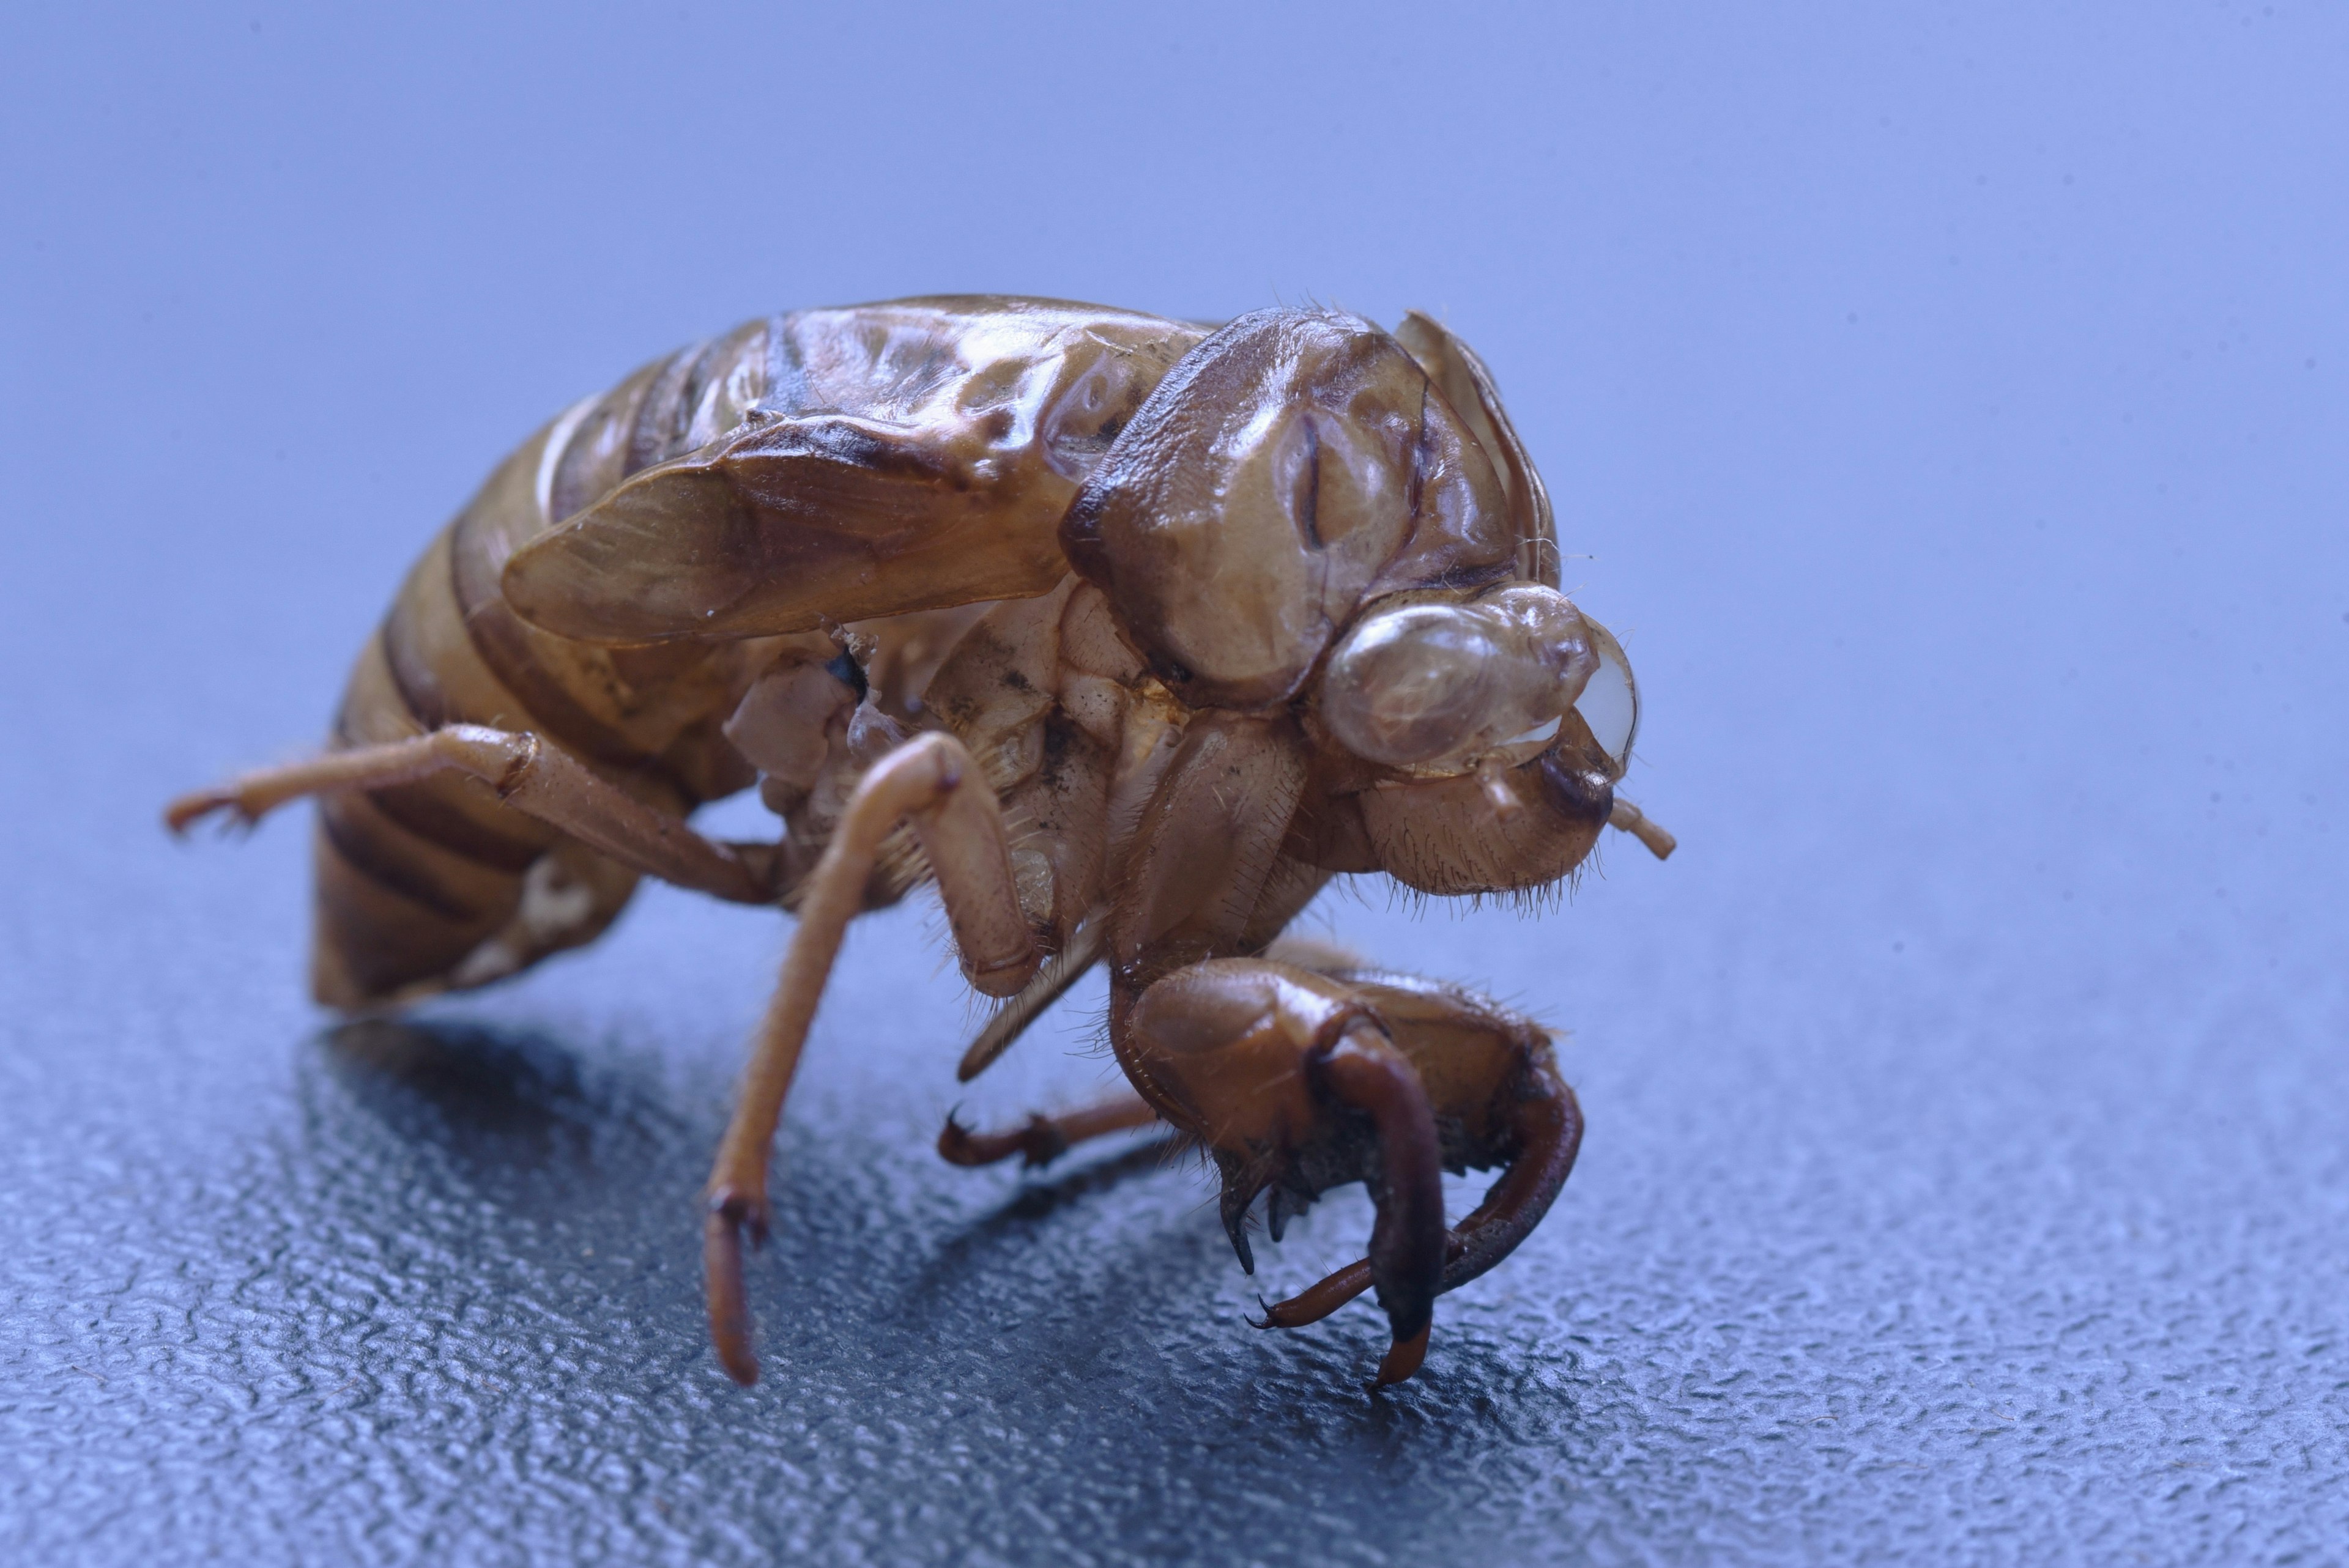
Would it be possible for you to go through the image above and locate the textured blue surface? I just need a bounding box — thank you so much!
[3,5,2345,1564]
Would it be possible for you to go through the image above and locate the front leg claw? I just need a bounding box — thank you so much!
[1374,1325,1430,1388]
[703,1187,770,1386]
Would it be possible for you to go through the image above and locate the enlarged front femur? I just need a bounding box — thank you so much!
[1316,584,1599,771]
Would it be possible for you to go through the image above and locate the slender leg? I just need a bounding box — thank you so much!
[937,1092,1158,1169]
[703,731,1042,1385]
[166,725,776,904]
[954,914,1105,1083]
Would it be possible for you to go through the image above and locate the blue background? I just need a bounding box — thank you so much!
[3,4,2344,1562]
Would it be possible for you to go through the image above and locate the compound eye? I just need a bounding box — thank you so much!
[1575,618,1639,775]
[1317,604,1500,767]
[1320,586,1607,773]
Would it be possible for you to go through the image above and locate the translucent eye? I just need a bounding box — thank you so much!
[1499,716,1562,750]
[1575,618,1639,774]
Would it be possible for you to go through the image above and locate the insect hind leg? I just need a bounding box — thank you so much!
[166,725,776,904]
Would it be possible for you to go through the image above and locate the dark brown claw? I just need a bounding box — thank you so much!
[1255,1062,1581,1377]
[703,1189,769,1386]
[1310,1026,1447,1383]
[937,1096,1159,1170]
[1253,1232,1469,1330]
[937,1112,1070,1169]
[1375,1324,1430,1387]
[1438,1073,1582,1294]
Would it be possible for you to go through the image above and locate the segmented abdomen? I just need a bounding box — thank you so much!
[312,322,790,1007]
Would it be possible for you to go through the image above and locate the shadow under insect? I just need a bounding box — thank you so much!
[306,1015,693,1200]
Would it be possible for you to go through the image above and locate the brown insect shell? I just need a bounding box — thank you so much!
[500,299,1207,645]
[1390,309,1560,589]
[1123,960,1371,1156]
[1125,960,1549,1183]
[1059,308,1523,712]
[1318,967,1555,1166]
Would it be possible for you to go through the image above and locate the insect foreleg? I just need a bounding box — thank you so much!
[702,731,1043,1386]
[1310,1029,1450,1386]
[165,726,776,904]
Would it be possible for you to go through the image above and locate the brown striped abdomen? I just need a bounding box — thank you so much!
[308,300,1203,1006]
[313,327,787,1007]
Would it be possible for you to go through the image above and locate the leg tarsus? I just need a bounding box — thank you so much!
[1253,1259,1375,1329]
[939,1093,1160,1169]
[703,1187,770,1386]
[1267,1257,1436,1386]
[1253,1227,1481,1331]
[166,730,507,835]
[939,1112,1069,1169]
